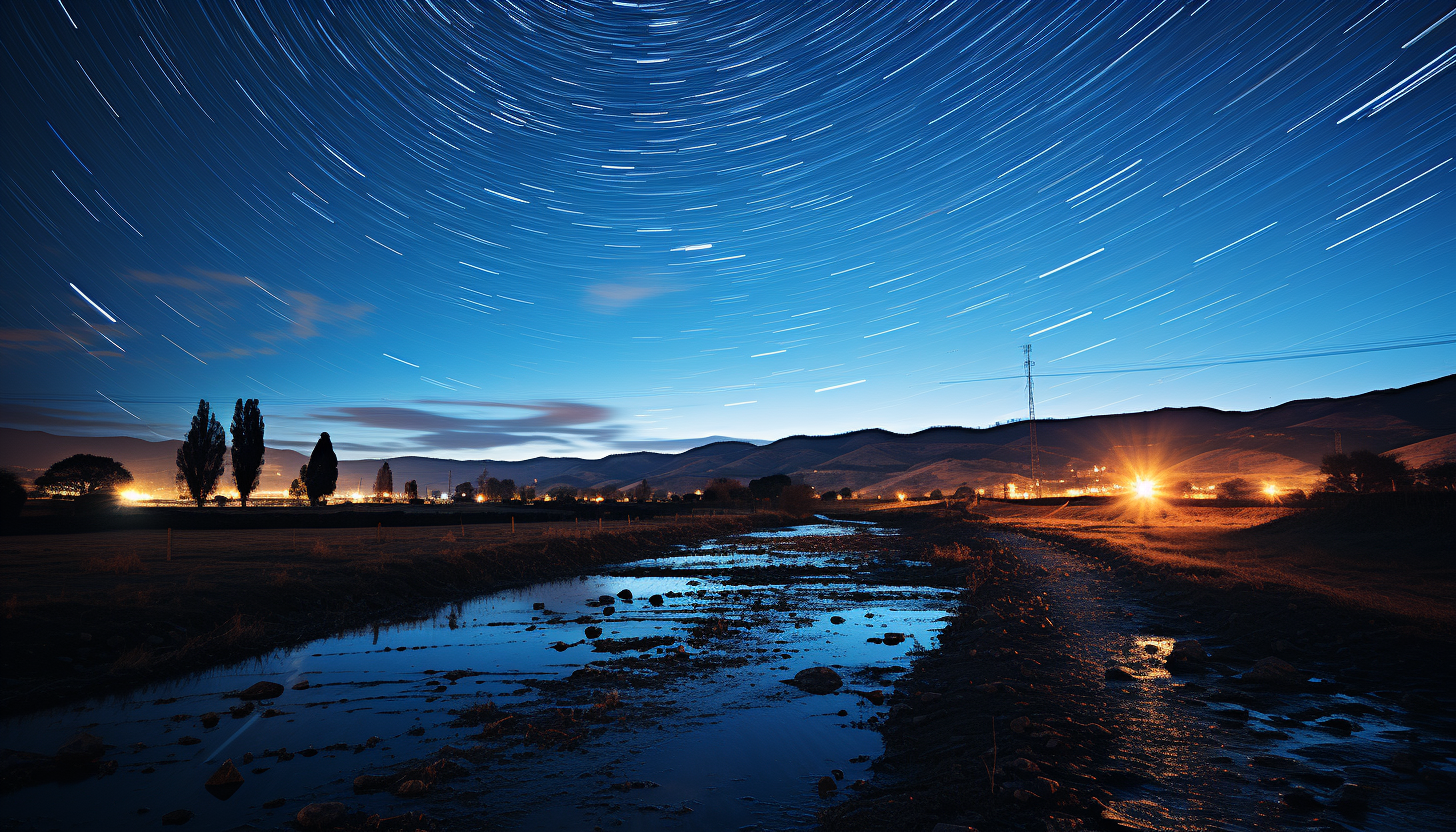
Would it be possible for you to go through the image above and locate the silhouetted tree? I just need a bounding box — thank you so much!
[487,478,516,501]
[598,483,622,501]
[1,469,27,523]
[474,467,490,493]
[373,462,394,496]
[749,473,792,501]
[929,488,944,500]
[1419,460,1456,491]
[404,480,419,500]
[176,400,226,507]
[288,476,306,502]
[1321,450,1412,492]
[547,485,577,502]
[779,483,816,517]
[304,432,339,506]
[630,479,652,502]
[705,477,746,502]
[839,487,853,500]
[520,484,536,501]
[1170,480,1193,497]
[1216,477,1255,500]
[821,490,839,501]
[454,482,475,501]
[35,454,133,496]
[953,485,973,500]
[229,398,265,507]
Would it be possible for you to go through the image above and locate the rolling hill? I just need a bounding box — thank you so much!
[2,375,1452,498]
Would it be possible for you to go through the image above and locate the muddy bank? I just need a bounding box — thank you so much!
[822,508,1456,831]
[0,515,787,718]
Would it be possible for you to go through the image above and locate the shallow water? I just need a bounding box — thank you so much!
[1,522,959,831]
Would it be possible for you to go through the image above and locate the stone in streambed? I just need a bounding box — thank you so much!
[295,802,347,829]
[817,775,837,795]
[204,759,244,800]
[786,667,842,694]
[160,809,193,825]
[238,681,285,701]
[1167,640,1208,664]
[1333,782,1375,813]
[585,626,603,639]
[55,732,104,764]
[1242,657,1306,685]
[648,594,664,606]
[1104,665,1138,681]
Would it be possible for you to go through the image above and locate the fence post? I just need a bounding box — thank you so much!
[167,527,172,561]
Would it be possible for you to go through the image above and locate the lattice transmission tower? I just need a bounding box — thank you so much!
[1023,344,1040,498]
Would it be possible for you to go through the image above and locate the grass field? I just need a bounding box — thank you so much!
[0,514,779,716]
[972,494,1456,631]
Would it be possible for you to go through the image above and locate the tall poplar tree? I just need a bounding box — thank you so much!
[176,399,226,507]
[304,432,339,507]
[229,398,265,506]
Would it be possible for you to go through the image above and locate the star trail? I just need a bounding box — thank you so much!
[2,0,1453,457]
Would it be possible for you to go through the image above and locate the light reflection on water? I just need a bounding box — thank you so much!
[0,523,960,831]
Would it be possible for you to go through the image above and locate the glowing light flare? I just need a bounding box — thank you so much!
[896,492,907,501]
[120,489,149,502]
[1135,479,1156,498]
[1265,483,1279,497]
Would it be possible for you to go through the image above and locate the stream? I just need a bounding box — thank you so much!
[1,521,958,831]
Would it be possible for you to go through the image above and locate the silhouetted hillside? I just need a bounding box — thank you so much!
[2,375,1451,497]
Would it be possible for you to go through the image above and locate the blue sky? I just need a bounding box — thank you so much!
[2,0,1453,459]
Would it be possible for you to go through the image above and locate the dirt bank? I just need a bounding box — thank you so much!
[0,514,788,717]
[821,505,1456,831]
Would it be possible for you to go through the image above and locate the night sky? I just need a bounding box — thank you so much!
[3,0,1453,459]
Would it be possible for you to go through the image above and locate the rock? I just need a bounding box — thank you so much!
[532,602,545,610]
[296,802,348,829]
[860,689,885,705]
[1009,716,1031,733]
[1007,757,1040,775]
[177,736,201,746]
[883,633,905,646]
[829,616,845,625]
[1104,665,1138,681]
[831,769,844,780]
[1271,639,1297,654]
[292,680,310,691]
[617,589,633,601]
[603,606,615,615]
[1319,718,1356,736]
[55,732,104,763]
[199,712,220,728]
[241,752,253,764]
[353,774,393,794]
[648,594,664,606]
[238,681,285,701]
[585,626,603,639]
[393,779,428,797]
[205,760,244,800]
[817,775,837,794]
[160,809,193,825]
[262,798,285,809]
[1168,640,1208,663]
[1243,657,1306,685]
[787,667,843,694]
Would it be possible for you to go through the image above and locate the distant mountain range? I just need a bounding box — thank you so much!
[3,375,1453,498]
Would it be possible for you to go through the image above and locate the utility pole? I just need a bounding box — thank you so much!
[1023,344,1040,499]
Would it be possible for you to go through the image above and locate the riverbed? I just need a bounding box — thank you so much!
[1,521,961,830]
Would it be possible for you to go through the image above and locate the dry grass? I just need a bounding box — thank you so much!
[0,514,781,715]
[976,497,1456,629]
[82,551,146,574]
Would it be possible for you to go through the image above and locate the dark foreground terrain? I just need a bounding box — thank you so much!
[1,505,1452,831]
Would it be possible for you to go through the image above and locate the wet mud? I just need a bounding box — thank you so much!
[823,523,1456,831]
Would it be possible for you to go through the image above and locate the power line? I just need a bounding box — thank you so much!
[941,333,1456,385]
